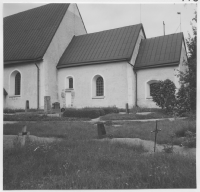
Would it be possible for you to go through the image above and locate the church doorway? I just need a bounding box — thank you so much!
[65,92,72,107]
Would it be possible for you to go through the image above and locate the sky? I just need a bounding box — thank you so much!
[3,2,197,40]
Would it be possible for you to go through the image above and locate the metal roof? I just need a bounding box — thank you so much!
[4,3,70,65]
[57,24,145,68]
[134,32,184,69]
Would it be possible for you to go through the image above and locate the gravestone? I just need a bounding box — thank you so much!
[18,126,30,146]
[126,103,129,114]
[97,122,106,138]
[25,100,29,113]
[44,96,51,113]
[52,102,61,113]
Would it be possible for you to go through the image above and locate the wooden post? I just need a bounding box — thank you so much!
[25,100,29,113]
[126,103,129,114]
[151,121,161,152]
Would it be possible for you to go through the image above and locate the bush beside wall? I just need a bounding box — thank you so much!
[63,107,119,119]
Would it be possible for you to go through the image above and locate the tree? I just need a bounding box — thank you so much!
[178,11,197,110]
[151,79,176,112]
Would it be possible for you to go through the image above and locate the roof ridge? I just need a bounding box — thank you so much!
[145,32,183,40]
[74,23,143,38]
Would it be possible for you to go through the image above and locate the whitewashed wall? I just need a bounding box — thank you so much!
[136,41,187,108]
[4,62,42,109]
[58,62,135,109]
[4,4,87,109]
[42,4,86,108]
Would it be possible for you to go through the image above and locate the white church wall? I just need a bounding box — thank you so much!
[4,62,40,109]
[42,4,87,108]
[137,40,187,108]
[58,62,133,109]
[137,66,180,108]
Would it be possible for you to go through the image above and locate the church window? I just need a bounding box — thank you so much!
[66,76,74,89]
[15,72,21,95]
[149,83,157,96]
[146,80,159,99]
[69,77,73,89]
[96,76,104,96]
[10,70,21,96]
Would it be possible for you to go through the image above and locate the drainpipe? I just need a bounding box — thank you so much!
[127,61,138,107]
[133,69,138,107]
[35,63,40,109]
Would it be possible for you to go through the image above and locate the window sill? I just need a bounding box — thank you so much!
[65,88,74,91]
[9,95,21,98]
[92,96,105,99]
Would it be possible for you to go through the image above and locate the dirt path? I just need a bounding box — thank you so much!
[97,137,196,159]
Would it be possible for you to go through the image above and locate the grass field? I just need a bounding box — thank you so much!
[3,119,196,189]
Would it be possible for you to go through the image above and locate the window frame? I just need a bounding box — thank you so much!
[9,70,22,97]
[15,72,21,95]
[96,76,104,96]
[92,75,105,99]
[146,80,159,99]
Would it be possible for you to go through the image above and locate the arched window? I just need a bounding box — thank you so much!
[15,72,21,95]
[66,76,74,89]
[69,77,73,89]
[146,80,159,99]
[10,70,21,96]
[96,76,104,96]
[150,83,158,96]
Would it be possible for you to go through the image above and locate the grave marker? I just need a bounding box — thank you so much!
[25,100,29,113]
[44,96,51,113]
[18,126,30,146]
[97,122,106,138]
[151,120,161,152]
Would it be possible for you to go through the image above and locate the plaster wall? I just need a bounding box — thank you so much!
[58,62,134,109]
[136,41,187,108]
[42,3,86,107]
[4,62,41,109]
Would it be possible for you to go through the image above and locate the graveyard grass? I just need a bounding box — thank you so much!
[3,119,196,189]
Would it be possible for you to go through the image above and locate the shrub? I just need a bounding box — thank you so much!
[3,108,25,114]
[182,131,196,148]
[63,108,102,119]
[151,79,176,112]
[102,107,119,114]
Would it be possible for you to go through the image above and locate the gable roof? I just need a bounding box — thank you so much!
[57,24,145,68]
[134,32,184,69]
[4,3,70,65]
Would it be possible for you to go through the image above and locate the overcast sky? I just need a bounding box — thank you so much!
[3,3,197,39]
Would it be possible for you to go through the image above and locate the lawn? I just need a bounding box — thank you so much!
[3,119,196,189]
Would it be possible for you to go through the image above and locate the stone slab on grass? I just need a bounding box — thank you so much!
[3,135,62,150]
[136,112,154,115]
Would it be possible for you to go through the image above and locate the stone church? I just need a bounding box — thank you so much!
[3,3,187,110]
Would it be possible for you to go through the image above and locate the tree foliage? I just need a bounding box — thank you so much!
[178,10,197,110]
[151,79,176,112]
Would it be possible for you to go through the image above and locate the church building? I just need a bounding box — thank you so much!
[3,3,187,109]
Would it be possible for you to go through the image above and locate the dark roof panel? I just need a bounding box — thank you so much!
[135,32,183,69]
[4,3,70,64]
[58,24,145,67]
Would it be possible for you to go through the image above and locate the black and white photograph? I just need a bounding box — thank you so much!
[3,0,197,189]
